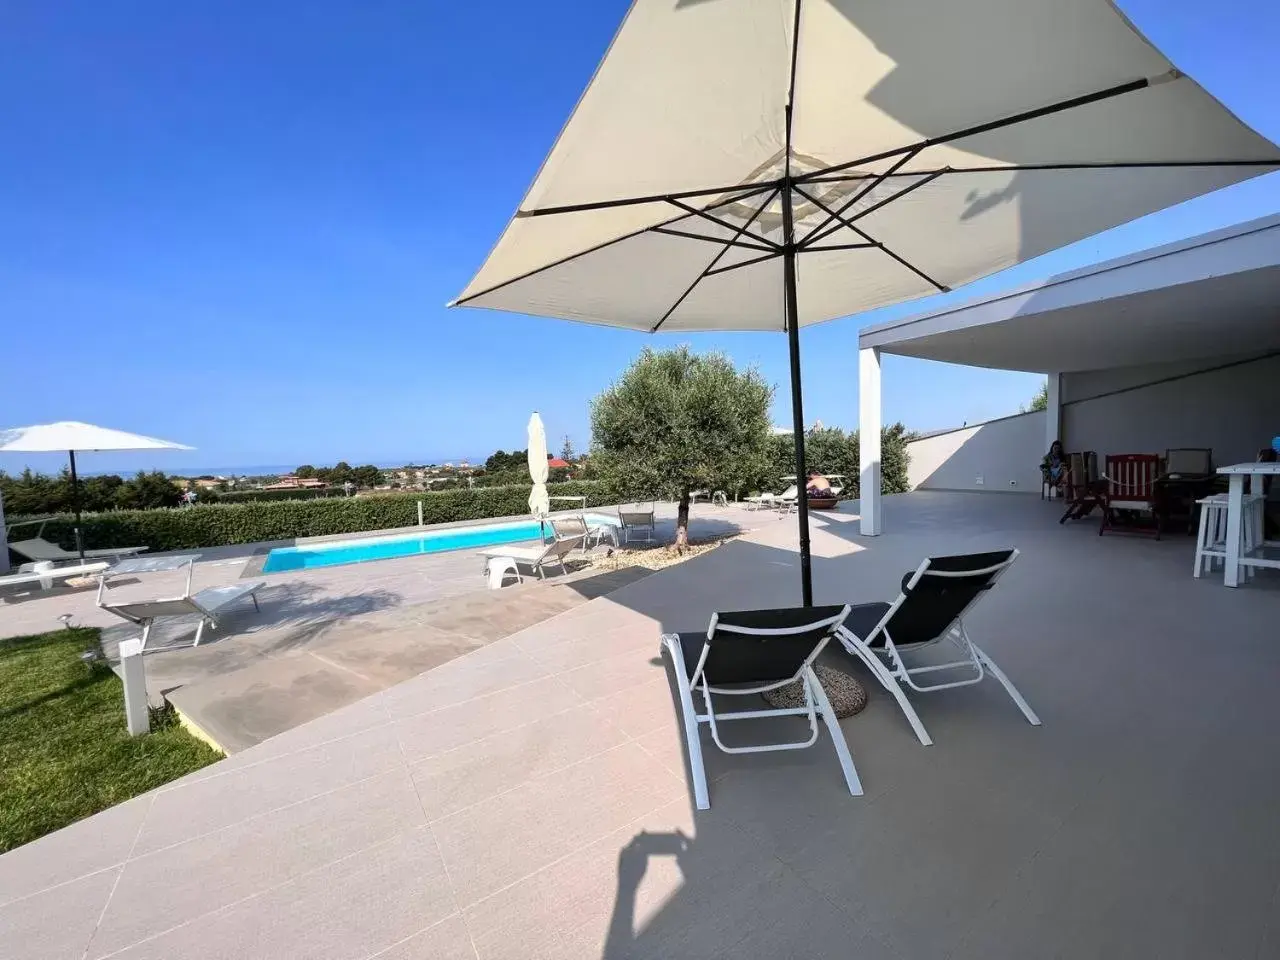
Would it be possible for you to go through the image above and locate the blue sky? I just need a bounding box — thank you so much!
[2,0,1278,475]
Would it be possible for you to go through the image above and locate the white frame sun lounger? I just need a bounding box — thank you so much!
[661,604,861,810]
[0,560,110,591]
[834,549,1040,746]
[481,533,586,585]
[7,536,147,563]
[744,484,797,511]
[95,556,265,650]
[617,503,656,543]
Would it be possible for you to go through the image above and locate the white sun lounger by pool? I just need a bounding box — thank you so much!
[0,560,110,592]
[95,555,264,650]
[481,534,586,586]
[745,484,797,511]
[8,536,148,563]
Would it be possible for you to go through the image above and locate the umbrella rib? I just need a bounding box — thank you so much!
[519,179,783,217]
[800,157,1280,184]
[806,169,948,247]
[650,188,779,333]
[704,250,785,277]
[793,75,1154,184]
[452,184,777,306]
[650,225,778,253]
[665,198,783,251]
[793,184,950,292]
[799,242,878,252]
[795,148,921,247]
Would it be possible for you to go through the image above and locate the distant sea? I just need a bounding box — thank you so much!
[2,458,489,479]
[162,461,487,478]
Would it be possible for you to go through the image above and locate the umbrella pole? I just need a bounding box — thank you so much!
[781,179,814,607]
[68,449,86,563]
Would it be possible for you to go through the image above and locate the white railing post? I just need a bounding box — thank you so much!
[118,638,150,736]
[417,500,424,527]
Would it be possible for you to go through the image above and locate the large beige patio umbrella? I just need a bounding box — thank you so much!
[453,0,1280,604]
[0,421,194,562]
[527,412,551,522]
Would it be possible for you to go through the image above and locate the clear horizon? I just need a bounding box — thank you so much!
[3,0,1277,468]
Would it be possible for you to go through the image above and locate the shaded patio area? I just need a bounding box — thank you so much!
[2,491,1277,959]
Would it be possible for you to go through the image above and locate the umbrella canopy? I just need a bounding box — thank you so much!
[455,0,1280,603]
[0,422,194,454]
[527,412,551,519]
[0,421,193,562]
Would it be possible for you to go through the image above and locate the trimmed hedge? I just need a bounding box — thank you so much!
[215,486,345,503]
[24,482,608,553]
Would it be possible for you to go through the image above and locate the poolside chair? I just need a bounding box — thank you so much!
[660,604,862,810]
[550,515,613,549]
[834,549,1040,747]
[772,484,801,515]
[1059,451,1103,524]
[8,536,147,563]
[618,503,656,543]
[1099,453,1163,538]
[481,533,586,585]
[96,564,265,650]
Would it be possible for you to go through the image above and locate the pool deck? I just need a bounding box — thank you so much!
[4,491,1277,960]
[0,503,772,752]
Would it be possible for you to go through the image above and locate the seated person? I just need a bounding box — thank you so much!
[1041,440,1067,490]
[806,471,836,501]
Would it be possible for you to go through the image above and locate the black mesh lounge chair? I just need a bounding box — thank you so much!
[660,605,861,810]
[835,549,1040,746]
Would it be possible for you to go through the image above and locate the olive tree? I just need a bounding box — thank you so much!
[591,347,773,550]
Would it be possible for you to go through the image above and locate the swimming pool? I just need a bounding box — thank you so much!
[262,515,619,573]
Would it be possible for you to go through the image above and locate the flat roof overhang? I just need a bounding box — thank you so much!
[857,213,1280,373]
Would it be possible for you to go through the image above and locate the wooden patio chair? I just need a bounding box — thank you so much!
[1059,451,1103,524]
[1100,453,1163,538]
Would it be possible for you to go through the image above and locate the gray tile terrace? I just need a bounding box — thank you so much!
[1,492,1277,959]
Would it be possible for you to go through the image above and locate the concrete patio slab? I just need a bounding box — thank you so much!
[5,492,1277,960]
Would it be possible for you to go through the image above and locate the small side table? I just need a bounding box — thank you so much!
[484,557,522,589]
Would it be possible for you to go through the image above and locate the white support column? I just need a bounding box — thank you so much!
[859,347,882,536]
[0,489,8,574]
[1045,373,1062,450]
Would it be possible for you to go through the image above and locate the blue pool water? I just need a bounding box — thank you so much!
[262,516,617,573]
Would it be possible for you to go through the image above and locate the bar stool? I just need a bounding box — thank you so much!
[1194,494,1265,579]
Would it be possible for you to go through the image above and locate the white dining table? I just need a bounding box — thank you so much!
[1218,462,1280,587]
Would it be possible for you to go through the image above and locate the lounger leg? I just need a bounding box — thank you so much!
[138,619,154,652]
[661,635,710,810]
[250,593,260,612]
[836,628,933,746]
[193,617,211,648]
[805,667,863,797]
[973,645,1041,726]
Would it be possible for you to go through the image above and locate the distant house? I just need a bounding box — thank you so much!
[263,475,326,490]
[547,457,571,469]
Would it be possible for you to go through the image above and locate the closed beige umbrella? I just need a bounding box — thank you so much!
[527,412,551,521]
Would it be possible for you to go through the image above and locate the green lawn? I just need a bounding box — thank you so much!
[0,627,222,852]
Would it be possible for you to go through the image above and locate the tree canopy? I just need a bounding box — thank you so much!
[591,346,773,547]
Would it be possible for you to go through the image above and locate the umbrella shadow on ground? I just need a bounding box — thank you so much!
[599,616,876,959]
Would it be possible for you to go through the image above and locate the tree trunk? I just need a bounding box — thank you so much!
[675,489,690,554]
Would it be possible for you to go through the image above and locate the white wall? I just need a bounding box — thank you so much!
[906,411,1046,494]
[1062,353,1280,468]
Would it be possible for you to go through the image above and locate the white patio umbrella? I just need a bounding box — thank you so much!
[453,0,1280,604]
[0,421,194,562]
[527,412,551,524]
